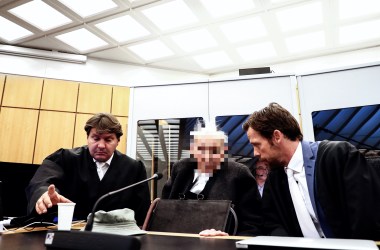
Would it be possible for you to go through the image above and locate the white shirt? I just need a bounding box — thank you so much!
[94,154,114,180]
[287,142,325,237]
[258,184,265,197]
[190,171,210,194]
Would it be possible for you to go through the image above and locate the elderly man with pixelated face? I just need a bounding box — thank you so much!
[162,121,262,236]
[190,131,227,175]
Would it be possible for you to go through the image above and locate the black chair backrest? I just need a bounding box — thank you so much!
[143,199,238,235]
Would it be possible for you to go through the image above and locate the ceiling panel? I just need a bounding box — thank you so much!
[1,0,380,75]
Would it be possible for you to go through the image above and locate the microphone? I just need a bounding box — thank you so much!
[44,173,163,250]
[85,172,163,231]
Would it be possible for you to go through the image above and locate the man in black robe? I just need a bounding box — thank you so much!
[162,121,262,236]
[243,102,378,240]
[26,113,150,226]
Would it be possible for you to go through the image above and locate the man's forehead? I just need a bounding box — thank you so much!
[193,137,224,144]
[256,165,268,170]
[91,130,116,137]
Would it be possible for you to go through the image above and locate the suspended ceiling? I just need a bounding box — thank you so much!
[1,0,380,75]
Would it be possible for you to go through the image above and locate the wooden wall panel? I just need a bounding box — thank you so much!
[34,111,76,164]
[0,74,5,104]
[41,79,79,112]
[0,108,38,163]
[2,75,43,109]
[111,86,130,116]
[73,113,93,148]
[77,83,112,114]
[0,73,130,164]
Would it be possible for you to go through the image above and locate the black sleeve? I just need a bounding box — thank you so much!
[161,162,178,199]
[131,160,151,226]
[25,149,66,215]
[261,178,289,236]
[234,166,263,236]
[316,141,377,239]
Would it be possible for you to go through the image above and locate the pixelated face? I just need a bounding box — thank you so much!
[255,162,269,180]
[246,127,283,169]
[191,136,226,173]
[87,128,119,162]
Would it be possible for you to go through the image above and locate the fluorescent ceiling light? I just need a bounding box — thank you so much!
[285,31,325,53]
[127,40,174,61]
[219,16,267,43]
[55,28,108,52]
[0,45,86,63]
[171,29,217,53]
[8,0,72,31]
[58,0,117,18]
[200,0,255,18]
[339,0,380,20]
[193,51,232,69]
[237,42,276,61]
[275,2,322,32]
[340,19,380,44]
[141,0,197,31]
[96,15,150,42]
[0,16,33,42]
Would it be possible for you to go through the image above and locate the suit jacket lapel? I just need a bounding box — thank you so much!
[301,141,319,218]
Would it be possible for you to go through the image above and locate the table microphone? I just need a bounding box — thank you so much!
[44,173,163,250]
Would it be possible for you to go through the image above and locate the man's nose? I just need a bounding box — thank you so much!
[98,140,106,148]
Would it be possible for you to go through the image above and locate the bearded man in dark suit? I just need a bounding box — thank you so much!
[26,113,150,226]
[243,102,378,240]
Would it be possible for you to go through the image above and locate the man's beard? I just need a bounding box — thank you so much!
[265,158,285,170]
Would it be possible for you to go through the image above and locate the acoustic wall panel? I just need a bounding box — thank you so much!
[41,79,79,112]
[0,108,39,163]
[2,75,43,109]
[34,111,76,164]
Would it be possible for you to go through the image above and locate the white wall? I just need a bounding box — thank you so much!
[3,45,380,87]
[128,61,380,156]
[208,74,299,121]
[127,81,210,157]
[0,54,208,86]
[298,62,380,141]
[211,46,380,80]
[127,74,299,157]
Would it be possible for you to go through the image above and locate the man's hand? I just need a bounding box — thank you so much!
[35,184,73,214]
[199,228,229,237]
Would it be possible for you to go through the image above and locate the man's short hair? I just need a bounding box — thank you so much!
[242,102,303,141]
[84,113,123,140]
[190,120,228,143]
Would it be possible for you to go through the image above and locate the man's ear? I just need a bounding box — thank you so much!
[272,130,283,144]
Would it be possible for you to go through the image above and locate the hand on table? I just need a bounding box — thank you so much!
[199,228,229,237]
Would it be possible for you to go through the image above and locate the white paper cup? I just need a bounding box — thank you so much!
[57,203,76,231]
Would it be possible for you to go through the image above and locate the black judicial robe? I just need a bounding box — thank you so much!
[26,146,150,226]
[162,158,263,236]
[262,140,378,240]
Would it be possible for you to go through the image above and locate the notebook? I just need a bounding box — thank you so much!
[235,236,378,250]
